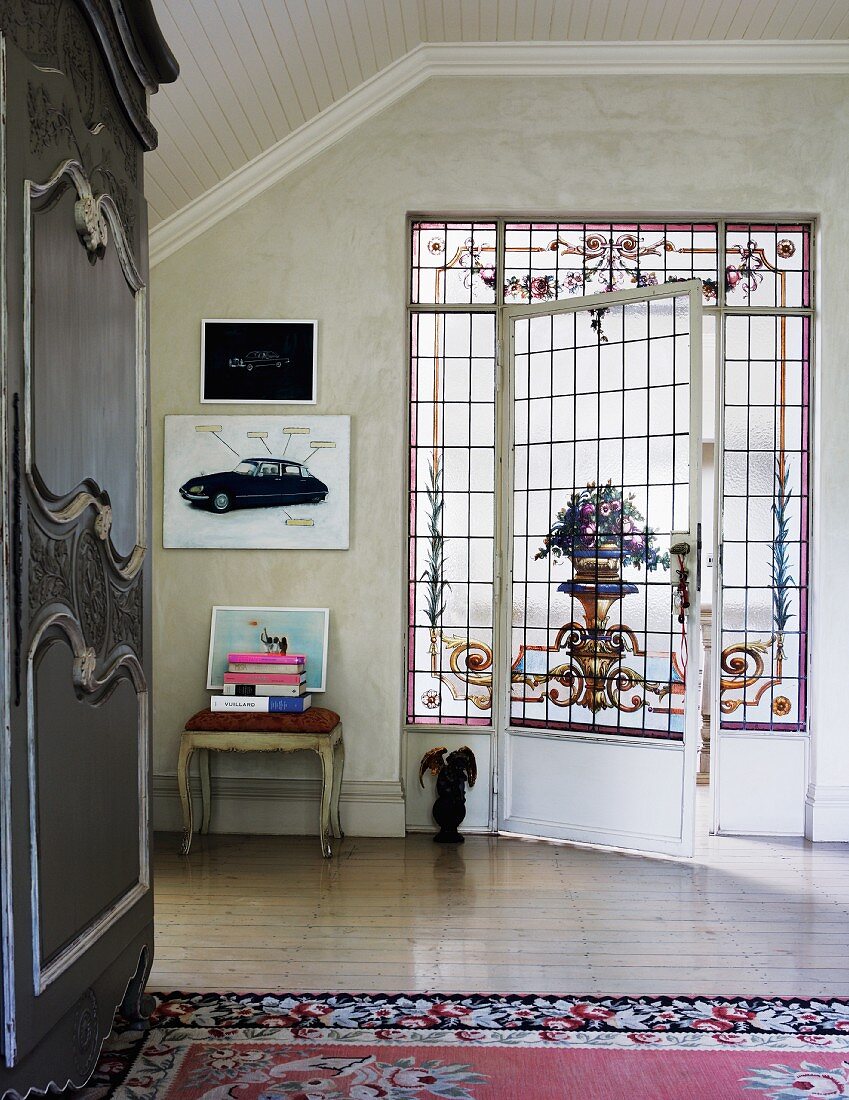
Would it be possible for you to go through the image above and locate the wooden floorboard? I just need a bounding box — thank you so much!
[149,789,849,996]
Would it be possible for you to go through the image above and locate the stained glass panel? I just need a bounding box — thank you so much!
[724,224,811,309]
[407,310,496,723]
[407,217,814,738]
[411,221,497,305]
[503,222,719,305]
[510,294,693,739]
[719,312,810,730]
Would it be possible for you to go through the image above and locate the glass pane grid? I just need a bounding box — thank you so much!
[510,297,691,741]
[411,221,497,305]
[719,310,810,731]
[407,310,496,724]
[725,224,811,309]
[407,218,814,737]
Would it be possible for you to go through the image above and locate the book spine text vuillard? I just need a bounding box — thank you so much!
[210,695,312,713]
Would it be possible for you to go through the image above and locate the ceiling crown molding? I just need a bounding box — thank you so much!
[148,39,849,267]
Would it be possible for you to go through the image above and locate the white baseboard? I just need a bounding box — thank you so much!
[153,774,406,838]
[805,784,849,842]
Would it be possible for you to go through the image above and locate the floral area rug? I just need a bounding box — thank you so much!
[79,992,849,1099]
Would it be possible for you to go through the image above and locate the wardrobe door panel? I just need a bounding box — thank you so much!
[35,641,143,971]
[30,184,139,556]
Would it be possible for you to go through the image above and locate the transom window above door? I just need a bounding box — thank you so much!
[406,218,813,739]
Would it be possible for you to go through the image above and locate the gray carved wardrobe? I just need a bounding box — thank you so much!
[0,1,176,1093]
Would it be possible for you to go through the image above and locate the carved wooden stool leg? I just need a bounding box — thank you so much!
[318,742,334,858]
[199,748,212,835]
[331,729,344,840]
[177,735,195,855]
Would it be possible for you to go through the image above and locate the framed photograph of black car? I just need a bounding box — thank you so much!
[200,318,317,404]
[163,414,350,549]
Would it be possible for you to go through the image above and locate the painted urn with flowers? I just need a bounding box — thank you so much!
[536,481,669,628]
[536,480,668,582]
[534,482,670,713]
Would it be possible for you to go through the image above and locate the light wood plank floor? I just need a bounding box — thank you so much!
[150,791,849,997]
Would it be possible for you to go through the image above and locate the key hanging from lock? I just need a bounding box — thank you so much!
[670,538,691,625]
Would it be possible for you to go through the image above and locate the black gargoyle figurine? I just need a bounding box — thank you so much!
[419,746,477,844]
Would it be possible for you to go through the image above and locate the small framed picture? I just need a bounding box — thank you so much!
[207,605,330,692]
[201,318,317,404]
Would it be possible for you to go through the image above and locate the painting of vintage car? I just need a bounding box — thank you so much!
[164,415,349,549]
[179,457,329,513]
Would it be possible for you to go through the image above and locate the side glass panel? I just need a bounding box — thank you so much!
[510,294,692,740]
[407,311,497,724]
[503,222,719,305]
[719,312,810,730]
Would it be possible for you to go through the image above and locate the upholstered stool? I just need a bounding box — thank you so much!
[177,707,344,858]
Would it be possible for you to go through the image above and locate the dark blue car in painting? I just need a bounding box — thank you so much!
[179,457,328,513]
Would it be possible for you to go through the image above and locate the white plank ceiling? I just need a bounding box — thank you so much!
[147,0,849,226]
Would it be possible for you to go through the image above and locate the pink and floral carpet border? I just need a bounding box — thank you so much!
[84,992,849,1098]
[111,990,849,1038]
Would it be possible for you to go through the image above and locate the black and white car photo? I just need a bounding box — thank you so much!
[201,318,317,404]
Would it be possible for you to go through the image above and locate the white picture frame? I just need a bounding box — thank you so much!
[201,318,317,405]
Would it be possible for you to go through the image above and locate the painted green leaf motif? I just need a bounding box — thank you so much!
[771,456,795,635]
[420,459,450,631]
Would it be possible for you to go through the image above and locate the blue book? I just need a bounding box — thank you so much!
[210,694,312,714]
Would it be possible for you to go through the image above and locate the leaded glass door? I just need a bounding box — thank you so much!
[498,282,703,857]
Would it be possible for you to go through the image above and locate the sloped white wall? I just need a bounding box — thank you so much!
[150,74,849,839]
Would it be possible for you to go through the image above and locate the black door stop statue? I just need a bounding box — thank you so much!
[419,746,477,843]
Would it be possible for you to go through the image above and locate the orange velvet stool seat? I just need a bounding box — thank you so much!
[184,706,341,734]
[177,707,344,858]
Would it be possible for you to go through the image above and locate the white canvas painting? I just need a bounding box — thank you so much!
[163,415,350,549]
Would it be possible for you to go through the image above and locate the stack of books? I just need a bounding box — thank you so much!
[210,651,312,713]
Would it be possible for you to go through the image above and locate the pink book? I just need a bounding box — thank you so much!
[222,664,307,682]
[227,652,307,665]
[224,671,306,685]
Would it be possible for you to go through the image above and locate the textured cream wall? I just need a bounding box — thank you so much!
[150,75,849,823]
